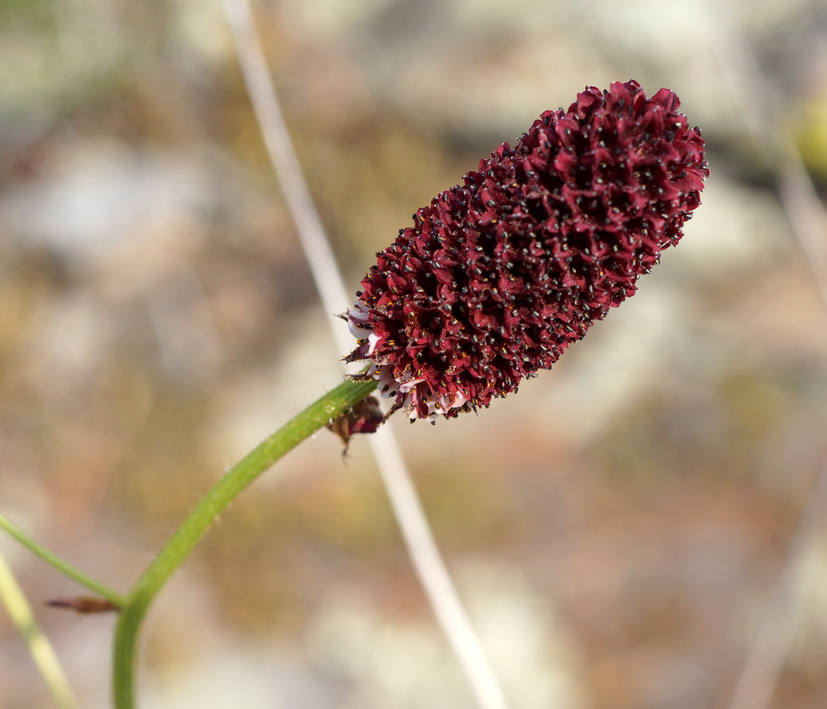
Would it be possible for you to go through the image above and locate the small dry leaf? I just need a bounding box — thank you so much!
[326,395,383,454]
[46,597,120,614]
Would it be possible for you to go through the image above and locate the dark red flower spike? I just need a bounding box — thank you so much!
[346,80,708,421]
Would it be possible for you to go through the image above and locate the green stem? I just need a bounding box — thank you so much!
[0,513,126,608]
[0,544,78,709]
[112,376,377,709]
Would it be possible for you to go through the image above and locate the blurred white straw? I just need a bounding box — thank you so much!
[221,1,510,708]
[705,5,827,709]
[0,545,77,709]
[707,7,827,307]
[728,466,827,709]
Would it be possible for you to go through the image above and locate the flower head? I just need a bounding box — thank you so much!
[346,80,707,421]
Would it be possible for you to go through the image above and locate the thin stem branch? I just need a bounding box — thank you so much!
[221,2,510,707]
[0,513,126,608]
[0,543,78,709]
[111,377,376,709]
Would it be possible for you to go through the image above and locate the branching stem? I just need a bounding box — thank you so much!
[111,377,377,709]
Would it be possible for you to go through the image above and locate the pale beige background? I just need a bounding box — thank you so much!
[2,0,827,707]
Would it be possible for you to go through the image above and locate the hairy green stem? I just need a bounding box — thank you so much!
[112,377,377,709]
[0,513,126,608]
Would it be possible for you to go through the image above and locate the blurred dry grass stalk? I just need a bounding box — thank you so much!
[1,0,827,708]
[221,0,508,707]
[706,5,827,709]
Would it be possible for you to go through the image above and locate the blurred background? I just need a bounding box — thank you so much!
[2,0,827,707]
